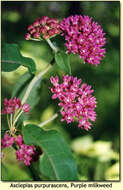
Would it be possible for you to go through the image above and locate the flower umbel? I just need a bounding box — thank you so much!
[25,16,61,40]
[50,75,97,130]
[1,133,15,149]
[16,136,35,166]
[2,133,35,166]
[2,97,30,115]
[60,15,106,66]
[2,97,21,114]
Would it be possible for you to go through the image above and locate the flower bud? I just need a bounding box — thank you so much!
[23,104,30,113]
[48,29,55,36]
[33,32,40,38]
[43,34,50,39]
[33,20,40,27]
[27,25,33,31]
[25,33,31,40]
[30,28,36,34]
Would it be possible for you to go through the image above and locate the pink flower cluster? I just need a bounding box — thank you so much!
[60,15,106,66]
[2,133,34,166]
[2,97,30,115]
[50,75,97,130]
[25,16,61,40]
[16,135,34,166]
[2,133,15,149]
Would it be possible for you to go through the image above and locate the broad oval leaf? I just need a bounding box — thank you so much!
[55,51,71,74]
[22,124,78,180]
[2,43,36,73]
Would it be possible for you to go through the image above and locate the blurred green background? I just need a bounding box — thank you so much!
[1,1,120,181]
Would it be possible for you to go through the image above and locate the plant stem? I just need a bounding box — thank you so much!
[10,114,13,128]
[7,114,11,129]
[39,113,58,128]
[30,38,41,42]
[21,64,52,105]
[13,110,23,126]
[46,39,59,53]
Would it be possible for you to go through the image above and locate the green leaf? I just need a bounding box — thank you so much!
[12,72,33,98]
[1,163,8,180]
[18,75,42,109]
[1,161,33,181]
[12,72,41,109]
[22,124,78,180]
[55,51,71,74]
[11,72,41,124]
[2,43,36,73]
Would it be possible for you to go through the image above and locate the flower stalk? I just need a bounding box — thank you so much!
[46,39,59,53]
[21,64,52,105]
[39,113,58,128]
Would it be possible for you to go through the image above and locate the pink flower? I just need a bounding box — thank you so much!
[60,15,106,66]
[16,144,34,166]
[25,33,31,40]
[2,97,22,115]
[22,104,30,113]
[50,75,97,130]
[33,32,40,38]
[1,133,15,149]
[25,16,61,40]
[2,97,30,115]
[2,133,35,166]
[15,135,23,147]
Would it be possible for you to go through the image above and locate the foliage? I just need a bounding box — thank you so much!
[2,43,36,73]
[23,124,78,180]
[1,1,120,181]
[55,51,71,74]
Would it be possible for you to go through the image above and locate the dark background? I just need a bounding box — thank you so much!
[1,1,120,181]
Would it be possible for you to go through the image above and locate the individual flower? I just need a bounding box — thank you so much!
[1,133,15,149]
[50,75,97,131]
[60,15,106,66]
[25,16,61,40]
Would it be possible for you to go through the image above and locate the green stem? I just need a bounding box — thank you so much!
[13,110,23,126]
[7,114,11,129]
[46,39,59,53]
[10,114,13,128]
[30,38,41,42]
[21,64,52,105]
[39,113,58,128]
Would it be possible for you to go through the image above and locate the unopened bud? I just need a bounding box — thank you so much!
[48,29,55,36]
[23,104,30,113]
[33,21,40,27]
[30,28,36,34]
[25,33,31,40]
[27,25,33,31]
[43,34,50,39]
[33,32,40,38]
